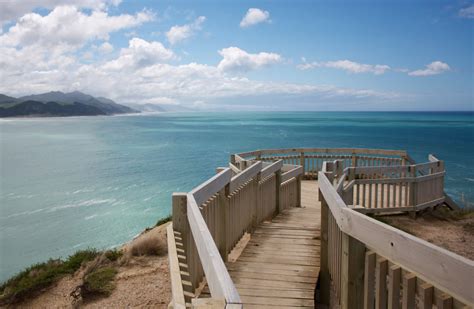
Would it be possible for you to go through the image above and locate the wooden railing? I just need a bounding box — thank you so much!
[236,148,410,180]
[167,147,467,308]
[319,165,474,309]
[331,155,446,214]
[167,158,304,308]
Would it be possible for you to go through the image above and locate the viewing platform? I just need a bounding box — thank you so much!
[167,148,473,309]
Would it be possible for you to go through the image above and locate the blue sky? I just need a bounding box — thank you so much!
[0,0,472,111]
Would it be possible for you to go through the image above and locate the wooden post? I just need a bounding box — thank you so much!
[319,194,330,305]
[172,193,190,290]
[218,185,230,262]
[253,172,261,229]
[296,174,302,207]
[275,169,282,215]
[300,151,306,178]
[351,153,357,180]
[341,234,365,309]
[409,165,417,218]
[364,251,376,309]
[172,193,188,235]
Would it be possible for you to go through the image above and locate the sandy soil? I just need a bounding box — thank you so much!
[8,223,172,309]
[378,207,474,260]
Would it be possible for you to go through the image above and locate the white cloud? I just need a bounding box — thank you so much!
[459,5,474,18]
[298,59,390,75]
[0,0,121,25]
[98,41,114,53]
[408,61,450,76]
[217,47,282,72]
[166,16,206,45]
[102,38,175,70]
[0,6,153,51]
[240,8,270,28]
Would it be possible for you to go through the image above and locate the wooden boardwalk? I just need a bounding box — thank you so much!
[225,181,321,308]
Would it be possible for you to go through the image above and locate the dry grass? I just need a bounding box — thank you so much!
[129,231,168,257]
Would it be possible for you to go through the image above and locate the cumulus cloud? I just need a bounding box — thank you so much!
[298,59,390,75]
[166,16,206,45]
[98,41,114,53]
[0,0,121,25]
[459,5,474,18]
[240,8,270,28]
[102,38,175,70]
[408,61,450,76]
[217,47,282,72]
[0,5,153,50]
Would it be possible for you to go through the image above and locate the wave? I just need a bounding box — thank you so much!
[4,207,46,219]
[48,198,117,212]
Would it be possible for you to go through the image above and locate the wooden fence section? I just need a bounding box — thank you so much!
[167,147,468,308]
[319,168,474,309]
[236,148,409,180]
[168,158,304,308]
[334,157,446,214]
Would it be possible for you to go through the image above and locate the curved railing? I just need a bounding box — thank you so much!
[167,147,469,308]
[318,160,473,308]
[168,155,304,308]
[235,148,414,180]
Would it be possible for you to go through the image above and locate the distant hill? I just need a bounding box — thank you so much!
[0,91,138,118]
[0,94,18,105]
[0,101,106,117]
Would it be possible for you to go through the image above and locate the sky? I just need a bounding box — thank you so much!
[0,0,472,111]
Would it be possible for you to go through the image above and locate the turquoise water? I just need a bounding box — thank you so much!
[1,112,473,282]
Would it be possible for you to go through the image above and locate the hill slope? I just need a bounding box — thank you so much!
[0,92,138,117]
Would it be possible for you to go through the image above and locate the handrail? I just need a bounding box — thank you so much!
[229,161,261,192]
[186,194,241,304]
[260,160,283,179]
[190,168,232,205]
[319,171,474,306]
[237,147,408,158]
[281,165,304,182]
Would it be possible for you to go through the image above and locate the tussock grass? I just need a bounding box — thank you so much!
[0,249,98,305]
[129,232,167,257]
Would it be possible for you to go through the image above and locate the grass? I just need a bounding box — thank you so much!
[0,249,99,305]
[104,249,123,262]
[129,232,167,257]
[155,215,172,227]
[82,267,117,297]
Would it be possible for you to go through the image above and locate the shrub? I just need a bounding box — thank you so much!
[104,249,122,262]
[155,215,172,227]
[81,267,117,297]
[130,233,167,256]
[0,249,98,305]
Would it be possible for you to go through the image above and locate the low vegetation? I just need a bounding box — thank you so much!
[0,215,172,305]
[0,249,99,305]
[155,214,172,227]
[129,231,167,257]
[82,267,117,297]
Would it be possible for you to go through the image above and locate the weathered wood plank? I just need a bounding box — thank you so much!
[191,168,232,205]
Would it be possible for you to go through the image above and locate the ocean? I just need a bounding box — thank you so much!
[1,111,473,282]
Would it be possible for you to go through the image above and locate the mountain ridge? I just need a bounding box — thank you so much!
[0,91,138,117]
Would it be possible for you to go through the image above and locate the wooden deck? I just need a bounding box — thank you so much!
[224,180,321,308]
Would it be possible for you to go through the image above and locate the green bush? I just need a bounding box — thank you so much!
[82,267,117,297]
[155,215,172,227]
[104,249,123,262]
[0,249,99,305]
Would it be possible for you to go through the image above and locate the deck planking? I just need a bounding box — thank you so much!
[225,180,321,308]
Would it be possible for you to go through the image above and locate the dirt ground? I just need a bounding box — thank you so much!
[377,206,474,260]
[9,223,172,309]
